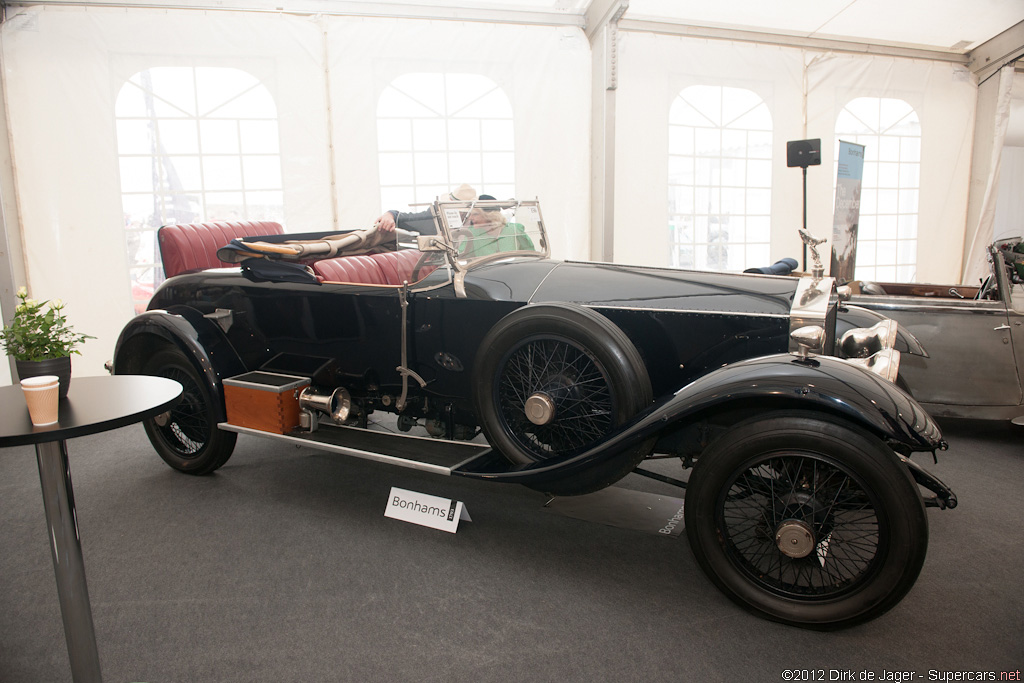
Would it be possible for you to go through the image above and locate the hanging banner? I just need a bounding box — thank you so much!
[830,141,866,284]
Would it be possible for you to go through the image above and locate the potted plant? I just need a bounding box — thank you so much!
[2,287,93,398]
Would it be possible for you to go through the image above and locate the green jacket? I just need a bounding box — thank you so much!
[460,222,534,257]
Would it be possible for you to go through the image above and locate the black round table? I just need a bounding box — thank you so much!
[0,374,181,683]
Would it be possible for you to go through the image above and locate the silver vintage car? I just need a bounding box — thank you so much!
[850,239,1024,423]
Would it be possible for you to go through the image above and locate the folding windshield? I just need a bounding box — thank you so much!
[434,199,549,266]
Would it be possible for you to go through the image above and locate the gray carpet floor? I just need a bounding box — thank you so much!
[1,418,1021,682]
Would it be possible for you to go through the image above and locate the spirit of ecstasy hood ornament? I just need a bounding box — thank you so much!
[799,229,827,280]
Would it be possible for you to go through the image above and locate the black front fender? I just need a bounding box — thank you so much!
[112,307,246,422]
[656,353,943,450]
[454,353,944,484]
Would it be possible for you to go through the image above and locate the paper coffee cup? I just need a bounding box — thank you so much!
[21,375,60,426]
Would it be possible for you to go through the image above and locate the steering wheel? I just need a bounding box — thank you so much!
[410,249,448,283]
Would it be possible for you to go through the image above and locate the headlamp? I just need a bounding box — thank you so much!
[839,320,897,359]
[837,320,901,382]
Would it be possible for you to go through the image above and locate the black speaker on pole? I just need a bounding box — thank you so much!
[787,139,821,169]
[788,139,821,271]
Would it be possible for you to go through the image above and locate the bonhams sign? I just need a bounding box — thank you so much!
[384,486,471,534]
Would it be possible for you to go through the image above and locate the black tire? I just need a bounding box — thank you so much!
[141,348,236,475]
[684,411,928,629]
[473,303,654,495]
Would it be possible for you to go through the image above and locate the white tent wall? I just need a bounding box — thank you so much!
[1,7,333,376]
[993,146,1024,243]
[0,5,1007,382]
[0,9,590,378]
[325,17,592,259]
[0,62,16,388]
[612,31,976,284]
[961,64,1014,283]
[613,33,806,269]
[804,53,976,285]
[993,71,1024,243]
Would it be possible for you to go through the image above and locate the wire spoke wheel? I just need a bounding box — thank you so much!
[685,411,928,629]
[140,348,236,475]
[496,336,615,459]
[154,365,211,457]
[473,303,654,495]
[720,452,882,600]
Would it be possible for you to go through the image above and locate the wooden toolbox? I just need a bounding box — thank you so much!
[223,372,311,434]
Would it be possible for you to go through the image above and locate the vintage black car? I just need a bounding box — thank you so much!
[112,199,956,630]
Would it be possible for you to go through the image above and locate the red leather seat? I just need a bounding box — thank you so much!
[158,220,284,278]
[311,254,389,285]
[369,249,423,285]
[312,249,430,286]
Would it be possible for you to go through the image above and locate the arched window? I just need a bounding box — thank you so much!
[835,97,921,282]
[116,67,283,313]
[668,85,773,271]
[377,73,514,210]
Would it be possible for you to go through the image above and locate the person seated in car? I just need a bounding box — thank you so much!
[374,183,477,235]
[458,195,534,258]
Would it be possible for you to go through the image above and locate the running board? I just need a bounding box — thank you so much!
[218,422,494,476]
[217,421,647,485]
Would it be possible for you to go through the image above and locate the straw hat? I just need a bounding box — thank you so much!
[449,184,478,201]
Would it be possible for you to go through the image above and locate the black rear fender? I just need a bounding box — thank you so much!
[112,307,246,422]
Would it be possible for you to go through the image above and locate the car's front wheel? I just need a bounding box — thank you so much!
[141,348,236,475]
[473,303,653,495]
[684,411,928,629]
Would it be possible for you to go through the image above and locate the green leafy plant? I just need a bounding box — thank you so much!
[1,287,94,362]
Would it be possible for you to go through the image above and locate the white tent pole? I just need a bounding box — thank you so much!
[0,187,16,382]
[586,0,628,263]
[319,16,339,231]
[618,18,971,66]
[2,0,584,29]
[969,20,1024,84]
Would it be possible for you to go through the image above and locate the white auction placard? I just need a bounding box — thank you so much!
[384,486,472,534]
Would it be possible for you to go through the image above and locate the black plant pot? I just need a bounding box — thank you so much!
[16,356,72,399]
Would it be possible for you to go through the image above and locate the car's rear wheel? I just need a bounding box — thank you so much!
[473,303,653,495]
[141,348,236,475]
[684,411,928,629]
